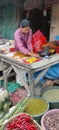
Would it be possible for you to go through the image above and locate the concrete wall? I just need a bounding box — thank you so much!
[0,3,17,39]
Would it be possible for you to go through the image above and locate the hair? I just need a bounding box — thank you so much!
[20,19,30,28]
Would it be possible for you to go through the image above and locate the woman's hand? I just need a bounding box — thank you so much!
[31,53,39,58]
[28,51,41,58]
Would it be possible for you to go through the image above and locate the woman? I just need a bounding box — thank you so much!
[14,19,39,58]
[14,19,59,87]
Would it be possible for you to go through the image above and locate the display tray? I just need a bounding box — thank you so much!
[3,113,43,130]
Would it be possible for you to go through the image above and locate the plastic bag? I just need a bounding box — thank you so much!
[32,30,47,53]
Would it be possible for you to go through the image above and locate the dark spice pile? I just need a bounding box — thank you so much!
[43,111,59,130]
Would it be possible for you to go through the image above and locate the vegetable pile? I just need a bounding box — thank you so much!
[0,97,28,130]
[0,89,11,119]
[4,113,40,130]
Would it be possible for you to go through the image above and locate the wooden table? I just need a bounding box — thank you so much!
[0,52,59,96]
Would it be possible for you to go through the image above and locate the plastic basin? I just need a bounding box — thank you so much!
[41,109,59,130]
[41,86,59,109]
[24,97,49,123]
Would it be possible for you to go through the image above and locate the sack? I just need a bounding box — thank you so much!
[32,30,47,53]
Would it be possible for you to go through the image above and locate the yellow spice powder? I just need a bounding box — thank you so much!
[24,98,48,115]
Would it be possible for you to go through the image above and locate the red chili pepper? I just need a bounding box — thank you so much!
[16,123,23,129]
[6,113,39,130]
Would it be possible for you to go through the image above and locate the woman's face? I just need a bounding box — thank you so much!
[21,26,30,34]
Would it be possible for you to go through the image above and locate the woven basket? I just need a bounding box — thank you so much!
[3,113,43,130]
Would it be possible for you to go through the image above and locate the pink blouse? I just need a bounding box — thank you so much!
[14,28,33,55]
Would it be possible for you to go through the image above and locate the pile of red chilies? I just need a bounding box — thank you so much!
[6,113,38,130]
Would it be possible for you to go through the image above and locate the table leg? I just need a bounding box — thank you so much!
[0,61,14,90]
[34,68,49,86]
[11,65,31,96]
[27,70,35,96]
[0,61,8,89]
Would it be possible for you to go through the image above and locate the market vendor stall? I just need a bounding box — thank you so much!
[0,50,59,96]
